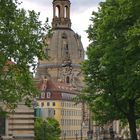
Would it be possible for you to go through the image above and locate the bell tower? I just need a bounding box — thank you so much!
[52,0,71,29]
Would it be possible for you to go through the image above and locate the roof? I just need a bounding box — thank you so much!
[47,80,77,92]
[37,79,78,100]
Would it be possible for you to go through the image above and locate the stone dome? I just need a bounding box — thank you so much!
[36,0,84,85]
[46,29,84,65]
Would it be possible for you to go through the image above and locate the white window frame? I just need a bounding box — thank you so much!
[46,92,51,98]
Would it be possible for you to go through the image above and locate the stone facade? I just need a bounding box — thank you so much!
[36,0,84,86]
[0,103,34,140]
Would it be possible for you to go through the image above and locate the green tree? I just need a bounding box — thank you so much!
[35,117,61,140]
[82,0,140,139]
[0,0,48,112]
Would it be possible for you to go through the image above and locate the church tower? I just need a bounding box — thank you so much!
[36,0,84,87]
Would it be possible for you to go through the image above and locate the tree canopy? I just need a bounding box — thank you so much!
[82,0,140,139]
[35,117,61,140]
[0,0,48,111]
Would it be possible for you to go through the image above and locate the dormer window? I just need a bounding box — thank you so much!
[41,92,45,99]
[47,92,51,98]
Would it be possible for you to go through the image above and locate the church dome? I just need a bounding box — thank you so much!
[46,29,84,65]
[36,0,84,84]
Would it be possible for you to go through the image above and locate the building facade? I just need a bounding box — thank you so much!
[36,79,87,140]
[0,103,34,140]
[35,0,89,139]
[0,61,34,140]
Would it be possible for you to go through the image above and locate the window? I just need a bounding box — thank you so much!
[55,5,60,17]
[64,6,69,18]
[41,102,44,107]
[64,44,69,56]
[46,92,51,98]
[47,102,50,106]
[52,102,55,106]
[34,108,42,117]
[41,92,45,99]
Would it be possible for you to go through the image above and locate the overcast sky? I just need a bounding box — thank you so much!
[20,0,104,50]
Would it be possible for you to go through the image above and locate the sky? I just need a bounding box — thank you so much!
[20,0,104,50]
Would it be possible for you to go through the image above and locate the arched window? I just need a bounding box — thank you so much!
[64,6,69,18]
[46,92,51,98]
[55,5,60,17]
[41,92,45,99]
[66,76,70,83]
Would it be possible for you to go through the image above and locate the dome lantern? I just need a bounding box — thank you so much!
[52,0,71,29]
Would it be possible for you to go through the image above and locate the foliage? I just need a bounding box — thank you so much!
[82,0,140,139]
[0,0,49,112]
[35,117,61,140]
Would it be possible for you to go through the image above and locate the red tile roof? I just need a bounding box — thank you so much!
[37,79,78,100]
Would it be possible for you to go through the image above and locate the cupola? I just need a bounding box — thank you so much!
[52,0,71,29]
